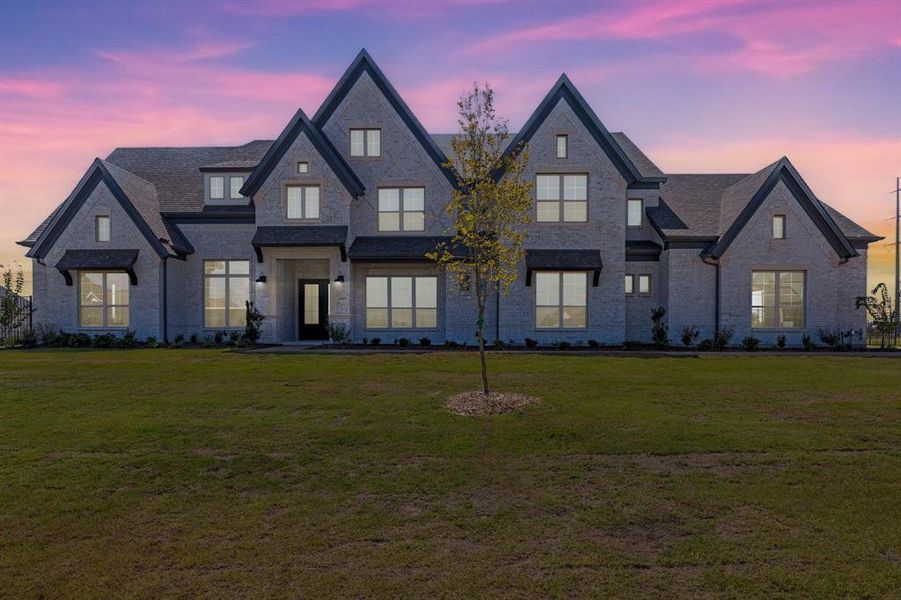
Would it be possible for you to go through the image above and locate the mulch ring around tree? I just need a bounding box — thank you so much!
[444,391,539,416]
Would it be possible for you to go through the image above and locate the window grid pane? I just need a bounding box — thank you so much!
[627,199,643,227]
[638,275,651,294]
[625,274,634,294]
[773,215,785,239]
[367,129,381,157]
[80,272,129,327]
[230,176,244,199]
[366,276,437,329]
[96,216,110,242]
[209,176,224,199]
[751,271,804,329]
[204,260,249,328]
[556,135,567,158]
[350,130,365,156]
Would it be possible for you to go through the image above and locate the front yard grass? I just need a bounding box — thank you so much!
[1,350,899,597]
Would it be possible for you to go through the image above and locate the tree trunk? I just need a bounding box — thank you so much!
[475,276,489,396]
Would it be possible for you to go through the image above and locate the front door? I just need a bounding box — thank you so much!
[298,279,329,340]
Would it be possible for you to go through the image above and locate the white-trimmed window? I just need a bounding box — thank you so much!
[286,185,320,220]
[350,128,381,157]
[638,274,651,295]
[297,161,309,174]
[535,271,587,329]
[627,198,643,227]
[366,276,437,329]
[751,271,805,329]
[556,135,568,159]
[204,260,250,328]
[230,176,244,199]
[625,274,634,295]
[209,176,225,200]
[79,272,129,327]
[773,215,786,239]
[378,187,424,231]
[536,174,587,222]
[95,215,110,242]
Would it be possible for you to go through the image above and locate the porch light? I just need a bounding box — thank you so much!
[255,275,267,283]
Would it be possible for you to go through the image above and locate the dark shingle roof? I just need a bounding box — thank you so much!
[347,236,451,261]
[611,132,664,180]
[252,226,348,247]
[105,140,272,213]
[654,174,749,238]
[55,248,139,270]
[525,249,604,270]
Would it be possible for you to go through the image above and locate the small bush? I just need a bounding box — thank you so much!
[776,334,787,349]
[92,334,115,348]
[443,340,460,348]
[173,334,185,348]
[697,338,714,351]
[244,301,265,345]
[681,325,699,347]
[20,328,38,348]
[189,333,198,345]
[587,339,600,348]
[396,337,410,347]
[370,337,381,346]
[69,333,91,348]
[817,327,841,349]
[740,336,760,351]
[712,327,735,351]
[327,321,350,343]
[650,306,668,346]
[524,338,538,348]
[494,339,507,350]
[121,329,138,348]
[362,337,369,345]
[214,331,224,345]
[202,336,214,348]
[418,337,431,346]
[555,341,572,350]
[146,336,159,348]
[228,331,241,346]
[802,334,817,351]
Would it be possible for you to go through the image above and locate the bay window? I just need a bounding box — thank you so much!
[751,271,805,329]
[79,272,129,327]
[535,271,587,328]
[204,260,250,328]
[366,276,437,329]
[536,174,587,222]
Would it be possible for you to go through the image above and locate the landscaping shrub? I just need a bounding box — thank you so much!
[554,341,572,350]
[244,301,265,345]
[776,334,787,349]
[326,321,350,343]
[712,327,735,351]
[418,337,431,346]
[146,336,159,348]
[443,340,460,348]
[228,331,241,346]
[91,334,115,349]
[817,327,841,349]
[173,334,185,348]
[202,336,214,348]
[369,337,381,346]
[524,338,538,348]
[740,336,760,351]
[19,328,37,348]
[697,338,714,351]
[121,329,138,348]
[362,337,369,345]
[802,334,817,351]
[681,325,699,347]
[396,338,410,347]
[69,333,91,348]
[587,339,600,348]
[214,331,224,345]
[650,306,668,346]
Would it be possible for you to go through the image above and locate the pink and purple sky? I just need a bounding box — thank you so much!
[1,0,899,294]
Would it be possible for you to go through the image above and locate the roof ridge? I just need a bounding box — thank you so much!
[109,140,273,152]
[99,159,158,190]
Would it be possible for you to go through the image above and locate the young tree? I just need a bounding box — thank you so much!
[0,263,28,332]
[856,283,897,348]
[429,83,532,396]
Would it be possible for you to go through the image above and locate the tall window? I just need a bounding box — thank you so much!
[751,271,805,329]
[378,188,424,231]
[625,274,634,295]
[627,199,643,227]
[535,271,587,328]
[95,215,110,242]
[556,135,568,159]
[286,185,320,220]
[230,176,244,199]
[350,128,381,157]
[366,276,437,329]
[772,215,786,239]
[536,174,587,222]
[209,176,225,200]
[204,260,250,328]
[79,272,129,327]
[638,274,651,295]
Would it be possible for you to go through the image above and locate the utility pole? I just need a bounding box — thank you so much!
[895,176,900,343]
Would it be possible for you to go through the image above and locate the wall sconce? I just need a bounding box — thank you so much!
[334,275,345,283]
[255,275,267,283]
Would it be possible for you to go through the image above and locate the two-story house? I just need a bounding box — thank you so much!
[19,50,881,347]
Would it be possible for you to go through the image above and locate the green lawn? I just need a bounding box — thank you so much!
[1,350,899,598]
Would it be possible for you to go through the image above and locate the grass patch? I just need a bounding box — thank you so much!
[1,350,900,597]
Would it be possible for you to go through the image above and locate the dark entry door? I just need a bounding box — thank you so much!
[298,279,329,340]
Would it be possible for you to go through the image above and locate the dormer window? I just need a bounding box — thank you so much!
[95,216,110,242]
[350,129,380,157]
[297,161,309,174]
[556,135,568,159]
[230,176,244,199]
[209,176,225,200]
[773,215,786,239]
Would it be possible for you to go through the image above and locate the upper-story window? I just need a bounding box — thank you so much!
[95,215,110,242]
[287,185,320,220]
[627,198,643,227]
[556,135,568,159]
[230,176,244,199]
[773,215,786,239]
[378,187,424,231]
[209,176,225,200]
[297,161,309,174]
[536,174,587,222]
[350,128,381,157]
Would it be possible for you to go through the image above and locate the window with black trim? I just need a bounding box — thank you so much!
[773,215,786,239]
[378,187,424,231]
[297,161,309,174]
[79,272,129,327]
[350,128,381,157]
[286,185,320,220]
[204,260,250,328]
[625,274,634,295]
[95,215,110,242]
[751,271,804,329]
[365,276,437,329]
[638,274,651,295]
[556,135,568,159]
[536,174,587,222]
[535,271,587,328]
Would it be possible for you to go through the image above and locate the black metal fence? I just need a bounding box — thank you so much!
[0,293,33,344]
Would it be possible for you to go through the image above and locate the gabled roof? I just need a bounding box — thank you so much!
[241,109,364,198]
[499,74,665,188]
[313,49,458,188]
[705,157,858,260]
[23,159,189,260]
